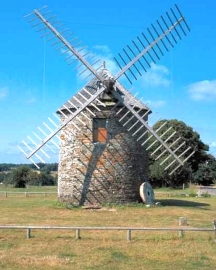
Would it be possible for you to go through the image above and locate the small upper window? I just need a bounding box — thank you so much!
[93,118,107,143]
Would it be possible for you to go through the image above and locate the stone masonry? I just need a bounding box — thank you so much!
[58,69,149,206]
[58,106,149,206]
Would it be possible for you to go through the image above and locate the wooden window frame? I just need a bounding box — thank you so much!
[93,118,107,143]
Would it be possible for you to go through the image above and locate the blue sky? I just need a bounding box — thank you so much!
[0,0,216,164]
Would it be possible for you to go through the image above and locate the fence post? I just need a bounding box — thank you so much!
[178,229,184,238]
[76,229,81,240]
[27,228,31,239]
[212,220,216,238]
[5,191,7,198]
[127,229,132,241]
[179,217,187,226]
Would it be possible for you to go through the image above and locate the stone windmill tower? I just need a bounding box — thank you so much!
[57,69,150,205]
[19,5,194,206]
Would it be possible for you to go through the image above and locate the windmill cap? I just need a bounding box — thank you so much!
[57,69,150,112]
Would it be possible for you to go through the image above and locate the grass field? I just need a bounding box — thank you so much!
[1,187,216,270]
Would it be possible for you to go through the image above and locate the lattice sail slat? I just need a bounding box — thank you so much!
[19,4,193,174]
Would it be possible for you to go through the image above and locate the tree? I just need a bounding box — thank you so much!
[0,163,17,172]
[0,163,58,172]
[148,119,209,187]
[193,156,216,185]
[9,166,32,188]
[0,173,6,183]
[0,163,58,187]
[3,166,57,187]
[149,160,192,188]
[28,171,57,186]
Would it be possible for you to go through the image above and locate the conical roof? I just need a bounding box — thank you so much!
[58,68,150,112]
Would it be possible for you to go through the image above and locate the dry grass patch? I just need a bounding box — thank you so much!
[1,194,216,269]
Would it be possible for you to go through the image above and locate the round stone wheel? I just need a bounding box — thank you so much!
[139,182,155,204]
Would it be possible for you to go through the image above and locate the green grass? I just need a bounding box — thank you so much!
[1,188,216,269]
[0,184,57,192]
[154,184,198,194]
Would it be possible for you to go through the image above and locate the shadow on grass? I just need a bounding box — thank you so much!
[157,199,210,208]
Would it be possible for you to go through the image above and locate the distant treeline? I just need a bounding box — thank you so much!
[0,163,58,172]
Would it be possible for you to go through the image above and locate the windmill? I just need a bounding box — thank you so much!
[19,5,194,206]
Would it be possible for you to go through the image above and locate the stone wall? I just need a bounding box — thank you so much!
[58,105,149,206]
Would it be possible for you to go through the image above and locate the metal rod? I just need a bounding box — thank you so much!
[127,44,147,72]
[141,121,167,146]
[131,110,150,135]
[175,4,190,31]
[112,91,184,165]
[164,158,177,171]
[27,135,50,159]
[142,32,160,60]
[37,127,59,149]
[24,6,47,18]
[119,52,137,80]
[152,23,169,52]
[123,48,142,76]
[123,108,142,131]
[31,21,45,28]
[148,27,164,55]
[168,163,181,175]
[33,132,56,154]
[76,93,96,116]
[170,8,186,36]
[43,122,55,133]
[22,140,45,163]
[146,126,172,150]
[136,37,155,64]
[48,117,59,128]
[182,150,195,163]
[166,11,181,40]
[157,19,173,48]
[155,136,181,161]
[160,141,185,166]
[17,146,40,169]
[82,88,101,111]
[33,10,105,83]
[27,86,106,158]
[60,107,81,130]
[114,57,132,84]
[27,16,39,23]
[151,131,176,156]
[36,27,47,32]
[161,15,177,44]
[132,40,151,68]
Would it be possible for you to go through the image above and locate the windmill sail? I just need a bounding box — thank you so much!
[114,4,190,84]
[19,5,194,174]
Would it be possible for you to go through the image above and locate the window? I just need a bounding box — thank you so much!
[93,118,107,143]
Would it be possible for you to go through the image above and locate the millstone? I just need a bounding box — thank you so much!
[139,182,155,204]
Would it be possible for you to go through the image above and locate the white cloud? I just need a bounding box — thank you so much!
[60,47,170,89]
[0,87,8,99]
[2,142,21,156]
[145,99,166,108]
[187,80,216,101]
[26,97,36,104]
[61,45,119,77]
[140,63,171,88]
[93,45,111,54]
[91,50,171,88]
[209,141,216,148]
[92,45,119,75]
